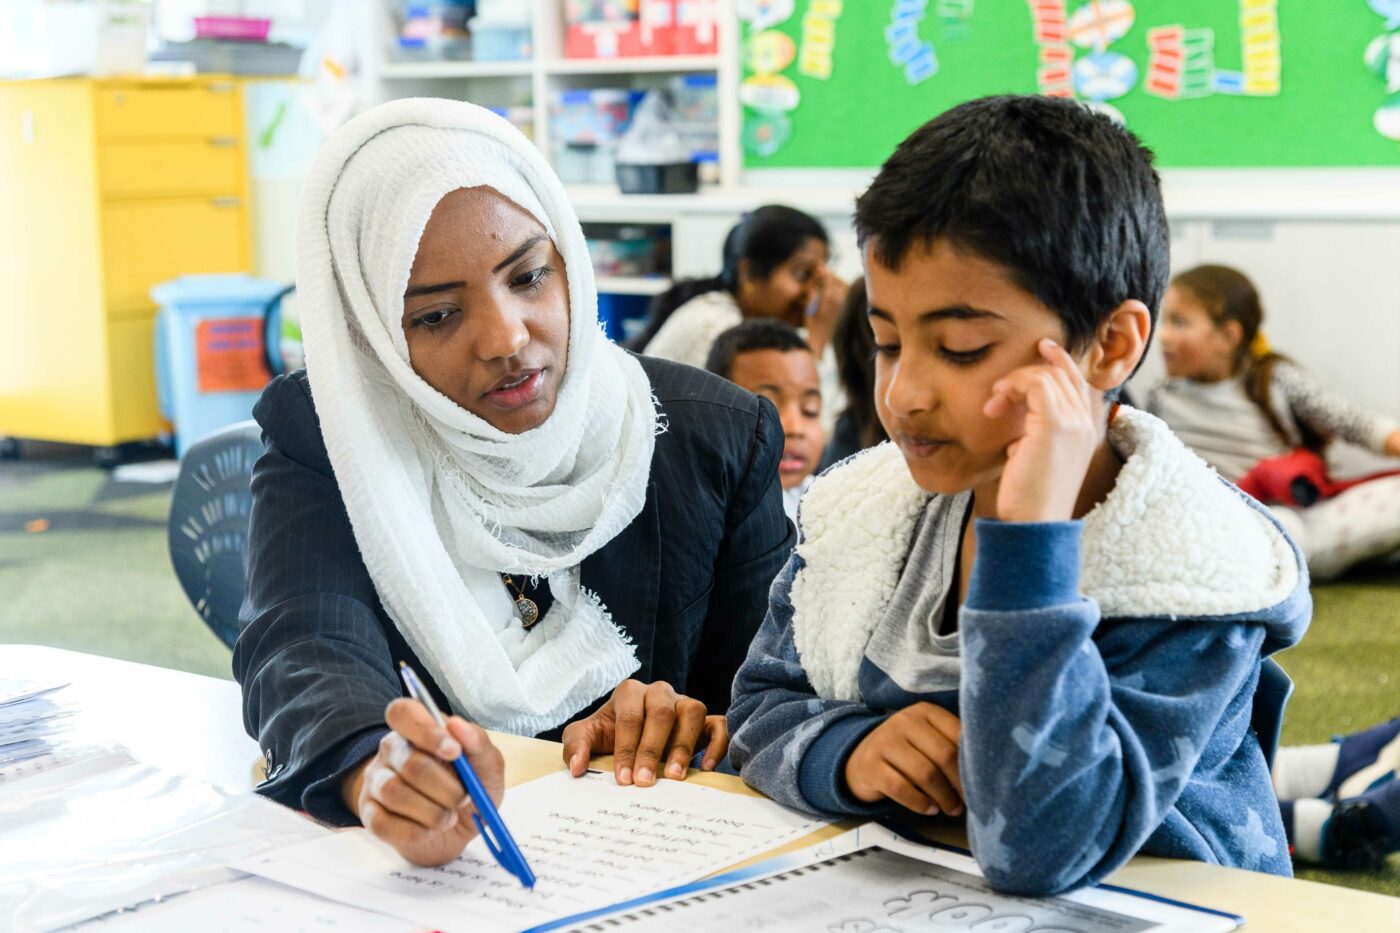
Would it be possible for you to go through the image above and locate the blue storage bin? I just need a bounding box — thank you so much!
[152,275,290,458]
[596,292,650,343]
[470,19,531,60]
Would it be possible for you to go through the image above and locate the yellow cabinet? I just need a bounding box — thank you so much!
[103,198,247,314]
[0,76,251,448]
[95,81,239,140]
[98,140,243,199]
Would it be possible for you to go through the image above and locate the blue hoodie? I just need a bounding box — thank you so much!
[728,407,1310,895]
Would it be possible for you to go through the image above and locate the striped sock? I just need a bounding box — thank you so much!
[1272,742,1341,801]
[1332,715,1400,799]
[1286,798,1334,864]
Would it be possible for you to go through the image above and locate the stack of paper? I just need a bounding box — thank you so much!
[0,680,74,781]
[0,747,333,932]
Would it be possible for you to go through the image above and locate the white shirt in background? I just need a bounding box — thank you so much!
[640,289,846,434]
[782,475,815,524]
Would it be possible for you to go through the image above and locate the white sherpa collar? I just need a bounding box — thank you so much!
[789,406,1300,701]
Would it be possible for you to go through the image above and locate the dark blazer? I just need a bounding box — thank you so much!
[233,356,793,824]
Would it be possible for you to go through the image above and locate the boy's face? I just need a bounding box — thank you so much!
[728,348,824,489]
[865,237,1078,495]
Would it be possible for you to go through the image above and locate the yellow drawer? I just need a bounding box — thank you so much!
[108,311,169,441]
[95,81,238,140]
[99,139,242,198]
[102,198,247,314]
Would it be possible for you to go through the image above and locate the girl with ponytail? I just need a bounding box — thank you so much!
[1148,264,1400,578]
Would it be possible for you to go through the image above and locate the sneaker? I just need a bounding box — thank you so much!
[1322,794,1398,871]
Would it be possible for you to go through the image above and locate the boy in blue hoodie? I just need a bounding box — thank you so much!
[727,95,1311,895]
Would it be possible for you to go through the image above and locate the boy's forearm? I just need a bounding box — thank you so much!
[729,597,890,816]
[957,520,1269,893]
[959,519,1129,893]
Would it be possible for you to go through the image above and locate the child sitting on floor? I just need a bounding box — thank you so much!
[1147,264,1400,580]
[707,320,824,522]
[727,95,1310,895]
[1274,714,1400,870]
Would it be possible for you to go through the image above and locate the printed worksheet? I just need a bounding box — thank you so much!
[82,877,419,932]
[542,824,1242,933]
[238,769,828,932]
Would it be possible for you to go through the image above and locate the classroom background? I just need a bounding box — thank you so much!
[1,0,1398,900]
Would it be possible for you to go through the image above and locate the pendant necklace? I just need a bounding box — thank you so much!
[500,573,540,630]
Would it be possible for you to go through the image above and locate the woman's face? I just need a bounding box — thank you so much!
[1158,285,1238,382]
[402,187,570,434]
[737,236,829,326]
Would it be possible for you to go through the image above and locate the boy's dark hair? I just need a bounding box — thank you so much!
[704,319,813,381]
[627,205,829,352]
[854,95,1170,353]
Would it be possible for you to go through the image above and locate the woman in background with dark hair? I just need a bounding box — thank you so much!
[819,275,888,470]
[632,205,848,371]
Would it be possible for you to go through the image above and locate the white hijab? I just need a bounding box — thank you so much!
[297,98,656,735]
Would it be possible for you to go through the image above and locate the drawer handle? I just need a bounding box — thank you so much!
[207,82,236,94]
[208,136,239,148]
[210,196,242,208]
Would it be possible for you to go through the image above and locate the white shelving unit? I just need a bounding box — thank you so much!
[369,1,738,184]
[378,60,535,79]
[595,275,672,296]
[369,0,741,295]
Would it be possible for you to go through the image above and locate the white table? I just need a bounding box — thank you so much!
[3,644,260,791]
[8,644,1400,930]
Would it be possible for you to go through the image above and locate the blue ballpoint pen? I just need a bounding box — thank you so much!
[397,662,537,889]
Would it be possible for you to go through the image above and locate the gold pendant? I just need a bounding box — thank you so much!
[517,596,540,630]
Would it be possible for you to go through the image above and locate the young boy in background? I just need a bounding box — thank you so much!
[727,95,1310,895]
[707,321,824,522]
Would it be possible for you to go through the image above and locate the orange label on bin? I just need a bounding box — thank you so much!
[195,317,268,393]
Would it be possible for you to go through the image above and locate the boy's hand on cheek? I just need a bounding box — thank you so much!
[844,703,964,816]
[984,338,1100,523]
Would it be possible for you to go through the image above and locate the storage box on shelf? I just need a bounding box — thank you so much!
[584,221,671,278]
[550,87,644,184]
[470,0,534,61]
[564,0,720,59]
[584,220,671,338]
[389,1,473,62]
[0,75,252,450]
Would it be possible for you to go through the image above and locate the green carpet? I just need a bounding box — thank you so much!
[0,451,231,678]
[0,449,1397,898]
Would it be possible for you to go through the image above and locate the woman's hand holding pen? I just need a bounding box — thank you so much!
[559,679,728,786]
[341,698,505,867]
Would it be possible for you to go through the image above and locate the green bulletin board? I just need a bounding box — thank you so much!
[738,0,1400,168]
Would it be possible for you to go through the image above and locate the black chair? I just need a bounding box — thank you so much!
[168,420,263,649]
[1253,657,1293,770]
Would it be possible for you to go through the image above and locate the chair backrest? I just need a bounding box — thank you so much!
[1253,657,1293,770]
[167,420,263,649]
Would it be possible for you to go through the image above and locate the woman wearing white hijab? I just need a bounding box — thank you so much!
[234,99,793,866]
